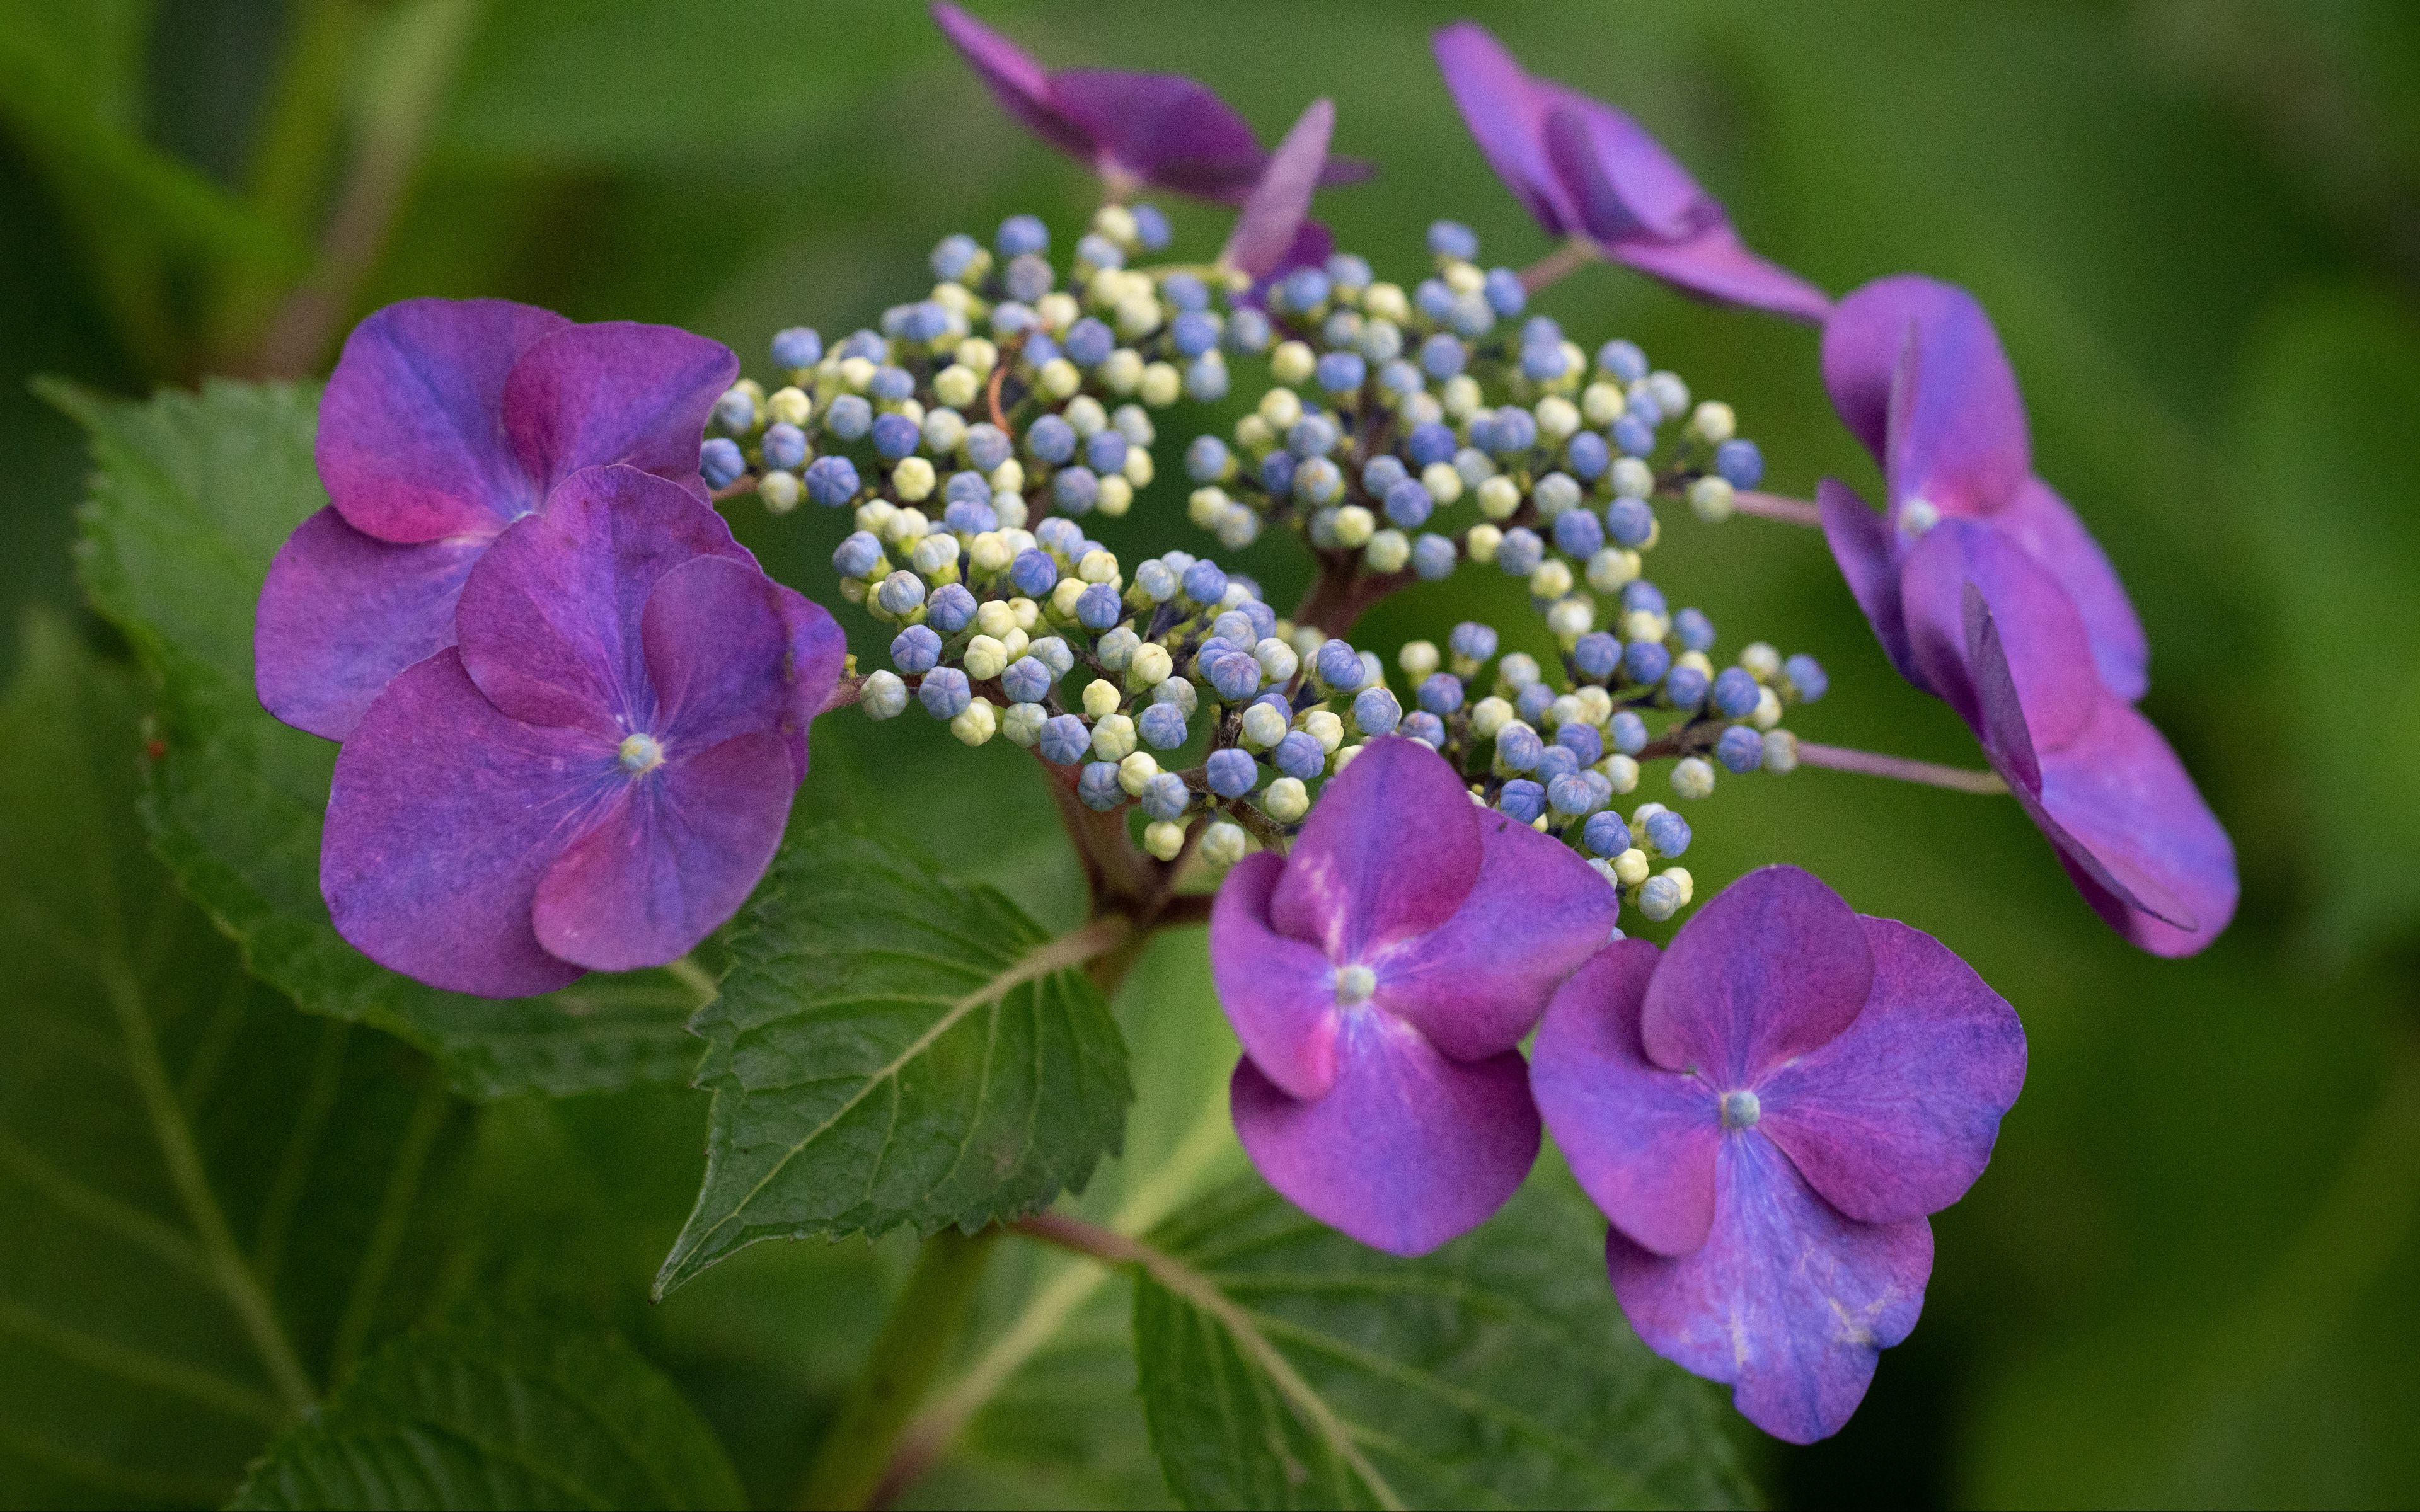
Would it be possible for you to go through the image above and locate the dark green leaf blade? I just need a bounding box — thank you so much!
[1134,1175,1757,1511]
[52,377,706,1099]
[657,825,1131,1294]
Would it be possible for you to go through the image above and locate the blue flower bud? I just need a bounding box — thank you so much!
[1415,277,1455,321]
[1625,389,1664,427]
[1287,415,1340,459]
[759,422,807,472]
[1715,438,1764,488]
[1378,359,1423,396]
[1353,454,1403,497]
[1206,650,1262,702]
[1644,809,1692,856]
[1497,527,1545,576]
[1553,508,1605,558]
[1417,672,1465,714]
[1712,667,1760,718]
[1272,730,1326,781]
[1558,723,1605,765]
[1259,450,1298,497]
[1315,639,1366,690]
[1225,306,1273,353]
[871,412,921,460]
[1004,253,1056,304]
[1412,532,1458,579]
[831,536,882,587]
[1573,632,1622,680]
[714,388,756,432]
[1176,559,1226,605]
[1078,760,1125,810]
[1075,582,1122,632]
[1052,466,1100,513]
[1428,219,1480,259]
[1170,309,1221,358]
[825,394,873,442]
[866,364,913,402]
[1565,430,1610,482]
[1623,639,1671,686]
[1075,232,1124,269]
[1034,516,1083,555]
[1001,656,1053,704]
[1240,599,1277,640]
[1495,723,1543,770]
[1785,653,1829,702]
[1316,351,1366,393]
[771,325,823,369]
[1521,343,1569,382]
[1138,770,1191,821]
[1138,701,1189,750]
[928,582,979,634]
[1548,772,1598,816]
[1443,622,1493,664]
[1467,413,1501,455]
[930,232,982,281]
[1210,609,1255,644]
[875,571,927,617]
[1393,712,1441,750]
[1665,664,1709,711]
[1282,266,1331,312]
[1184,436,1232,484]
[1351,686,1402,736]
[1292,456,1342,505]
[1394,423,1448,471]
[1030,636,1075,677]
[1379,478,1431,529]
[1622,580,1668,616]
[1584,811,1632,857]
[700,437,746,488]
[1207,746,1258,796]
[902,302,951,343]
[1597,339,1647,382]
[1185,355,1230,401]
[1131,202,1172,250]
[1039,713,1091,765]
[1483,266,1526,316]
[919,666,972,719]
[1066,317,1115,367]
[1535,745,1580,782]
[1162,271,1209,311]
[1611,415,1656,457]
[1497,777,1546,823]
[1026,413,1078,464]
[1005,549,1057,599]
[1326,251,1373,291]
[1610,709,1649,755]
[942,497,998,537]
[942,469,989,506]
[1674,607,1715,651]
[996,214,1049,257]
[1516,681,1557,723]
[891,624,942,674]
[1491,406,1538,455]
[1606,497,1654,547]
[1135,560,1178,604]
[1715,724,1765,774]
[1523,314,1563,345]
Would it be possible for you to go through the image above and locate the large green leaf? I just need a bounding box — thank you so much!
[1131,1174,1757,1511]
[54,377,710,1099]
[656,824,1131,1295]
[0,614,459,1508]
[228,1320,744,1510]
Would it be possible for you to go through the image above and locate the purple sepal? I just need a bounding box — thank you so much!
[255,508,487,740]
[1221,99,1334,280]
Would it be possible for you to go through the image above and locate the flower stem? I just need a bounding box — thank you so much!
[1732,491,1824,527]
[1519,237,1598,294]
[794,1226,1001,1511]
[1794,740,2008,794]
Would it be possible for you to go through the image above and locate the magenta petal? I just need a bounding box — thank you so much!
[1049,69,1264,198]
[1536,94,1712,244]
[532,730,795,973]
[255,507,486,740]
[1757,918,2025,1226]
[1209,853,1343,1101]
[1642,866,1874,1085]
[1269,736,1480,962]
[642,556,795,750]
[1219,98,1333,280]
[1231,1019,1539,1257]
[1431,21,1574,234]
[1997,476,2150,702]
[316,297,567,542]
[454,466,751,736]
[1823,275,1991,467]
[1609,224,1835,324]
[1899,519,2100,753]
[503,323,737,505]
[1531,942,1720,1257]
[1872,278,2032,518]
[928,3,1094,161]
[775,585,847,781]
[1817,478,1920,689]
[1609,1134,1932,1445]
[1369,810,1619,1062]
[322,650,608,998]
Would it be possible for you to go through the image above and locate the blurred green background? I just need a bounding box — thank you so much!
[6,1,2419,1506]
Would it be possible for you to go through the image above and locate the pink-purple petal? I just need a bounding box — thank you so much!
[1898,518,2100,753]
[1608,1134,1933,1445]
[1050,69,1264,198]
[1640,866,1874,1085]
[321,649,609,999]
[1816,478,1920,689]
[1208,852,1343,1101]
[531,730,796,973]
[1823,275,1994,467]
[1531,941,1721,1257]
[1269,736,1480,963]
[1756,918,2025,1226]
[775,585,848,781]
[316,297,567,542]
[641,556,796,750]
[1867,277,2032,518]
[1997,476,2150,702]
[1535,93,1712,245]
[254,507,486,740]
[1219,98,1334,280]
[1431,21,1574,234]
[1368,808,1619,1062]
[502,322,735,505]
[928,2,1093,161]
[1231,1016,1539,1258]
[1607,226,1836,324]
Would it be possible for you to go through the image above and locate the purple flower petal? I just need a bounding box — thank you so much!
[1431,21,1575,234]
[1531,941,1722,1256]
[1640,866,1874,1086]
[316,297,568,543]
[502,321,737,506]
[1756,917,2025,1225]
[1231,1018,1538,1257]
[1220,98,1334,280]
[1051,69,1265,198]
[1816,478,1920,689]
[1538,98,1712,246]
[928,2,1093,161]
[532,730,797,973]
[1997,476,2150,702]
[774,585,848,781]
[1898,518,2102,753]
[1607,225,1836,324]
[321,649,609,998]
[1269,735,1480,963]
[1209,852,1344,1101]
[642,556,799,747]
[1608,1133,1932,1445]
[254,507,486,740]
[1827,275,2032,520]
[1368,807,1619,1062]
[452,466,754,737]
[1822,275,1978,465]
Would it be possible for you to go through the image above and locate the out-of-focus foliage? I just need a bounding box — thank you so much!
[4,1,2417,1508]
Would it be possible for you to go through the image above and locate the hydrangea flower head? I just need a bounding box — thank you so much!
[321,466,842,998]
[931,3,1372,203]
[1530,866,2025,1443]
[1431,22,1832,322]
[257,297,737,739]
[1209,737,1618,1256]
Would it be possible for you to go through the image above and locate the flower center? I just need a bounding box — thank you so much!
[1719,1089,1761,1130]
[1332,963,1378,1007]
[618,732,666,775]
[1898,496,1942,536]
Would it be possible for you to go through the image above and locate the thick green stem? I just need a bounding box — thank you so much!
[796,1227,1001,1511]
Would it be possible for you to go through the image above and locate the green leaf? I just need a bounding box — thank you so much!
[52,377,711,1099]
[228,1320,744,1510]
[1131,1175,1757,1511]
[657,824,1131,1295]
[0,613,459,1508]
